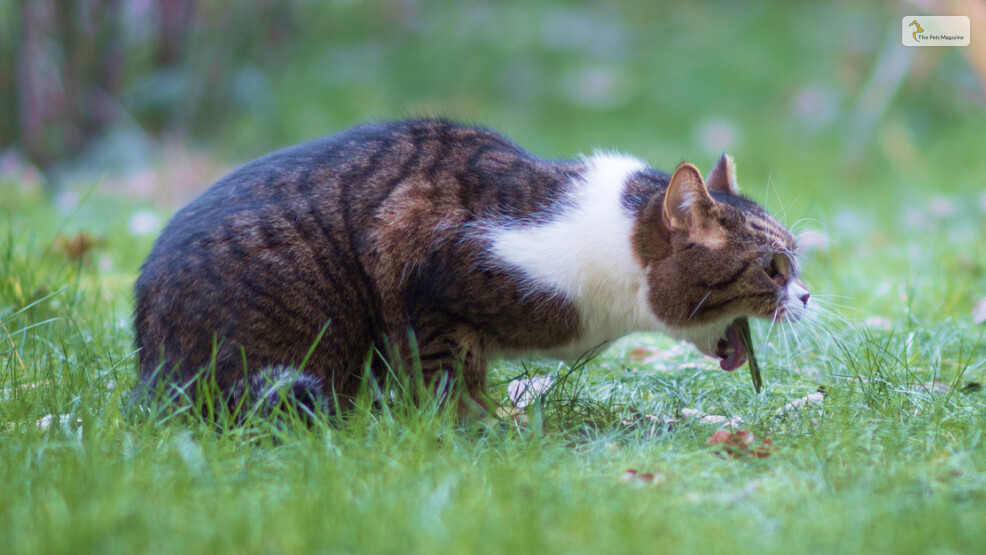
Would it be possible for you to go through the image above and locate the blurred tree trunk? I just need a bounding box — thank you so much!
[3,0,292,180]
[0,4,16,150]
[157,0,192,66]
[15,0,124,174]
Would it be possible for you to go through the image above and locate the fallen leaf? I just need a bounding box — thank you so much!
[494,405,529,427]
[708,430,773,459]
[681,408,743,428]
[56,232,105,261]
[621,469,662,487]
[506,376,553,409]
[627,345,665,365]
[709,429,753,447]
[775,392,824,417]
[620,412,676,433]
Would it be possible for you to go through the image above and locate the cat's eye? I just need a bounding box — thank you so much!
[763,254,786,283]
[764,259,780,279]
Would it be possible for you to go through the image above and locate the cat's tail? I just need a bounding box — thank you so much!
[229,365,332,422]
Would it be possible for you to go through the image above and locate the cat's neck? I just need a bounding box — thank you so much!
[488,153,669,355]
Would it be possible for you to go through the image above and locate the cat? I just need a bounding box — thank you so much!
[133,119,810,417]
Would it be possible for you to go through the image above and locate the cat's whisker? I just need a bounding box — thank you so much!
[760,310,780,362]
[780,323,816,375]
[803,306,851,329]
[809,294,864,308]
[689,292,712,320]
[788,217,825,234]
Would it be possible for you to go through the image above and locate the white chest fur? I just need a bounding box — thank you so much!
[488,153,670,359]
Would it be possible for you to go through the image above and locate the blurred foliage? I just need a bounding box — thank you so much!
[2,0,984,201]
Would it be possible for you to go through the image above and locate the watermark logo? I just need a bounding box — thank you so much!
[902,16,970,46]
[908,19,925,42]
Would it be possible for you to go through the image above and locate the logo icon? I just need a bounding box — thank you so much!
[908,19,925,42]
[902,16,970,46]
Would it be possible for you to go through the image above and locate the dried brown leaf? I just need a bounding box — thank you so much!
[494,405,529,427]
[56,232,105,261]
[708,430,773,459]
[621,469,662,487]
[627,345,666,365]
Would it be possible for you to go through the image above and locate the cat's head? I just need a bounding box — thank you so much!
[633,155,809,370]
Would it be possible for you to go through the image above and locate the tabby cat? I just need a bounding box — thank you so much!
[133,119,809,416]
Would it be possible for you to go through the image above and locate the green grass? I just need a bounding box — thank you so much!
[4,2,986,553]
[3,161,986,554]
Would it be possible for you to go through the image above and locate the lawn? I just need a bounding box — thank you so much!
[3,2,986,554]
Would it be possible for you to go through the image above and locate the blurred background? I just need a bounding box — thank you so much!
[1,0,985,308]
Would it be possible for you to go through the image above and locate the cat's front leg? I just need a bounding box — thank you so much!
[401,324,491,420]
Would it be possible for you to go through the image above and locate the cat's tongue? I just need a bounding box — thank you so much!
[720,323,748,372]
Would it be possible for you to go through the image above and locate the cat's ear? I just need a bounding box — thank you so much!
[662,162,724,247]
[705,154,739,195]
[663,163,713,231]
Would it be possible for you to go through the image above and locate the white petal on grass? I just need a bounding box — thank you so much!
[775,392,824,416]
[36,414,82,430]
[680,408,743,428]
[507,376,554,408]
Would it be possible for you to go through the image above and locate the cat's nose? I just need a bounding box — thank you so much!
[790,279,810,307]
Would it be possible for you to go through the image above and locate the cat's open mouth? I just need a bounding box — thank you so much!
[716,320,749,372]
[716,317,764,393]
